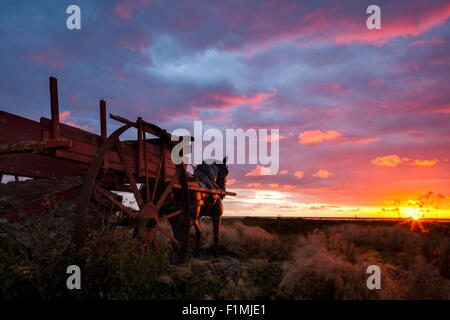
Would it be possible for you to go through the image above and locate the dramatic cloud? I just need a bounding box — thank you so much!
[1,0,449,217]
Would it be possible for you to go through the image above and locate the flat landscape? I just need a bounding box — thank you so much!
[1,205,448,299]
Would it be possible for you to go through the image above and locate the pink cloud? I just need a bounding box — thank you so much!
[24,50,71,69]
[245,165,271,176]
[120,38,147,54]
[332,4,450,46]
[313,170,332,178]
[59,111,71,121]
[298,130,341,144]
[313,82,351,93]
[266,133,286,143]
[369,79,384,86]
[247,183,261,188]
[294,171,304,179]
[227,178,236,185]
[59,111,90,130]
[113,0,150,20]
[65,121,90,130]
[410,38,445,46]
[212,89,277,106]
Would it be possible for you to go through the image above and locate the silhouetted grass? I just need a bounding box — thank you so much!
[0,213,449,299]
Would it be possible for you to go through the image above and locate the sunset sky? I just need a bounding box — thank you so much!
[1,1,449,218]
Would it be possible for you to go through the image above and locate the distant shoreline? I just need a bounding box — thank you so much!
[221,215,450,222]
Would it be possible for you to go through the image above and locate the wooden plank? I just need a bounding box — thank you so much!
[40,117,102,146]
[49,77,60,138]
[1,183,81,222]
[0,138,72,154]
[0,110,42,142]
[173,183,236,197]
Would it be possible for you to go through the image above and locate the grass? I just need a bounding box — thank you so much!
[0,210,449,299]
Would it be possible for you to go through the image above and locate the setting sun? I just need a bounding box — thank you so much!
[400,207,423,220]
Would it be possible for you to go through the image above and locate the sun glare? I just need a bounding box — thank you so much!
[400,207,423,220]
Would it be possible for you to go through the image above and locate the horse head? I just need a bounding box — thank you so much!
[195,156,229,192]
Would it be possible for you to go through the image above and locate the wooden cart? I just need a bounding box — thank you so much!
[0,77,235,263]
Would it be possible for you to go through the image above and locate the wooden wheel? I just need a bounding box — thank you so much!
[73,125,191,262]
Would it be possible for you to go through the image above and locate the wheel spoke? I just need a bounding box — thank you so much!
[115,139,144,209]
[153,239,160,252]
[94,185,138,219]
[143,131,150,202]
[91,224,136,244]
[157,225,179,245]
[151,144,165,203]
[74,124,131,249]
[159,209,183,222]
[156,171,178,210]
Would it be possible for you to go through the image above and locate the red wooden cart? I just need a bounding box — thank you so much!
[0,77,235,263]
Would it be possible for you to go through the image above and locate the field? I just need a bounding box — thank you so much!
[0,205,449,300]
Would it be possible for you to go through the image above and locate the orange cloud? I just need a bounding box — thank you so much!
[313,169,332,178]
[247,183,261,188]
[294,171,304,179]
[414,159,439,166]
[372,155,440,167]
[214,88,277,105]
[298,130,341,144]
[266,133,286,142]
[269,183,279,188]
[371,154,409,167]
[279,170,288,175]
[245,165,271,176]
[227,178,236,185]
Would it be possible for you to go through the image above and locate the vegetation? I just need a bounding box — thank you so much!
[0,210,449,299]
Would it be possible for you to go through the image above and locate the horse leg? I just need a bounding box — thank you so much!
[193,218,201,257]
[211,201,222,258]
[169,215,182,265]
[212,214,222,258]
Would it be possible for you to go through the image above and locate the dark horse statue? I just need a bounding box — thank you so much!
[140,157,229,264]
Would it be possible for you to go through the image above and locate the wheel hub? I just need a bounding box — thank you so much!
[138,202,159,243]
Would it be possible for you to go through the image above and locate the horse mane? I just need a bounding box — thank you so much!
[193,160,224,190]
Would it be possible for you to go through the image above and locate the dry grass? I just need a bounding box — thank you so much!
[278,225,449,299]
[1,215,449,299]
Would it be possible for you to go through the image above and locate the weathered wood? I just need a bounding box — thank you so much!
[1,183,81,222]
[100,100,107,142]
[49,77,60,139]
[0,138,72,154]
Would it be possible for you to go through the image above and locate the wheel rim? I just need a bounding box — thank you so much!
[73,124,190,257]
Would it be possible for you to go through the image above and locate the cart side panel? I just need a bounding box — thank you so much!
[0,111,89,178]
[41,118,176,180]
